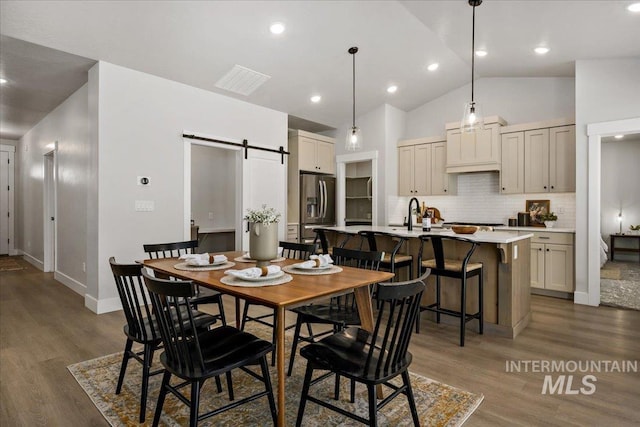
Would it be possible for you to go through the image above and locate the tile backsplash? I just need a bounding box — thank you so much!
[388,172,576,228]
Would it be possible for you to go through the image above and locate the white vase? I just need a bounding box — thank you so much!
[544,221,555,228]
[249,222,278,267]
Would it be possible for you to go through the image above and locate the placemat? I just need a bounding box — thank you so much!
[173,261,235,271]
[282,265,343,276]
[233,256,287,263]
[220,273,293,287]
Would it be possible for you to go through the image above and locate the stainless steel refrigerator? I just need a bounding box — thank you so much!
[300,173,336,243]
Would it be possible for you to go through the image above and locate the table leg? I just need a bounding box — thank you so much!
[353,286,384,399]
[276,306,285,427]
[235,297,241,328]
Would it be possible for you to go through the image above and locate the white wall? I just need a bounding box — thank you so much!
[90,62,287,312]
[601,139,640,254]
[405,77,575,138]
[575,58,640,304]
[18,85,88,289]
[191,145,236,230]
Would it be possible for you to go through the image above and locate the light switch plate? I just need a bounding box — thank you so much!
[137,176,150,186]
[135,200,155,212]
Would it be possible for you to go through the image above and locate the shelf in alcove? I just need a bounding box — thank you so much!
[346,196,371,200]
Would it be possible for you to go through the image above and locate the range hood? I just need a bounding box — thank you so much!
[445,116,507,174]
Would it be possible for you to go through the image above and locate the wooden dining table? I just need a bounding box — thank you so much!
[143,251,394,426]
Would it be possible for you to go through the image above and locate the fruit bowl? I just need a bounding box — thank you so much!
[451,225,479,235]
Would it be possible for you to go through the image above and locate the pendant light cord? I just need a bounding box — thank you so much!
[352,49,356,128]
[471,2,476,104]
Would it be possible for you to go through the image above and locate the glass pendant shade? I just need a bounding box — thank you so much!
[460,101,484,133]
[345,126,362,151]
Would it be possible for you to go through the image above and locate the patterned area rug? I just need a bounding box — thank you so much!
[0,257,25,272]
[601,261,640,311]
[68,329,483,426]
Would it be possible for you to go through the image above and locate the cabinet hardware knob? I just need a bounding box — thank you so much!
[444,189,447,192]
[544,186,547,189]
[539,248,542,251]
[546,249,550,252]
[551,185,554,189]
[502,187,505,190]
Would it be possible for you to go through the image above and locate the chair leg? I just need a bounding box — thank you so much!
[271,309,277,366]
[240,301,251,331]
[189,380,201,427]
[214,375,222,393]
[152,371,171,427]
[350,379,356,403]
[296,364,314,427]
[139,344,154,422]
[217,296,227,326]
[226,371,235,401]
[115,338,133,394]
[367,384,378,427]
[435,276,441,324]
[334,374,341,400]
[259,356,278,425]
[460,276,467,347]
[288,318,303,376]
[402,371,420,427]
[478,270,484,335]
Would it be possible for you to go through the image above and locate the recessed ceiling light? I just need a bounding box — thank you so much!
[270,22,285,34]
[475,50,488,57]
[387,85,398,94]
[534,47,550,55]
[614,134,624,139]
[0,78,7,84]
[427,63,439,71]
[310,95,321,103]
[627,3,640,12]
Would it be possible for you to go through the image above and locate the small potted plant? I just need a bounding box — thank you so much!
[244,205,281,266]
[540,212,558,228]
[630,225,640,235]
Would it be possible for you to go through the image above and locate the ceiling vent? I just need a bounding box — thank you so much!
[214,65,271,96]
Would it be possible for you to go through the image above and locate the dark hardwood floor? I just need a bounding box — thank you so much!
[1,257,639,426]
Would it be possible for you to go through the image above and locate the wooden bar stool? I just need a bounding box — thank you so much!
[417,235,483,346]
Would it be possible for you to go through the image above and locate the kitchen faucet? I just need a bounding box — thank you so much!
[407,197,420,231]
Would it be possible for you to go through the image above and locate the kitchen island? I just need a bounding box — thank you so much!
[318,225,533,339]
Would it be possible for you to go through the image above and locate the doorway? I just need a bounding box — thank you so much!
[183,137,243,250]
[44,148,57,272]
[0,144,16,255]
[336,151,378,226]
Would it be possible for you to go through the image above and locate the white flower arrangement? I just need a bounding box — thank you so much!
[244,204,281,226]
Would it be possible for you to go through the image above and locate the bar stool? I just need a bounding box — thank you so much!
[312,228,353,254]
[417,235,483,346]
[357,230,414,281]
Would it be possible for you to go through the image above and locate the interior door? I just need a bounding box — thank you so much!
[0,151,8,254]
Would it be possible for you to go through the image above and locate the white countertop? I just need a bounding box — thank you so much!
[320,225,532,244]
[496,226,576,233]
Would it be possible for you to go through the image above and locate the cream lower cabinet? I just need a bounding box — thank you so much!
[529,232,574,292]
[398,137,456,196]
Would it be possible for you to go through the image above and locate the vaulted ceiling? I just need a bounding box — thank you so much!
[1,1,639,140]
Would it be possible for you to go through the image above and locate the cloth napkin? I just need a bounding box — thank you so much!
[226,265,281,280]
[179,253,227,266]
[299,254,333,269]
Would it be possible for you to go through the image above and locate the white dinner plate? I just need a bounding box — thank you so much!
[226,270,285,282]
[187,259,227,267]
[293,263,333,270]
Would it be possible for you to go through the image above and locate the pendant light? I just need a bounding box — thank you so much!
[461,0,484,134]
[345,46,362,151]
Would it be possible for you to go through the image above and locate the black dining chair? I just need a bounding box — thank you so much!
[143,240,227,325]
[240,241,317,365]
[109,257,218,422]
[295,273,428,427]
[141,269,277,427]
[287,247,383,377]
[417,235,484,346]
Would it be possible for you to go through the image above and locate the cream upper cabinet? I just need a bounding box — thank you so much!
[445,116,506,174]
[524,128,550,193]
[290,130,335,175]
[500,132,525,194]
[549,125,576,192]
[397,137,456,196]
[502,119,575,194]
[527,231,574,293]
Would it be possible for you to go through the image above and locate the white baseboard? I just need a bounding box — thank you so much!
[573,291,596,306]
[84,294,122,314]
[22,252,44,271]
[9,248,20,256]
[54,271,86,296]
